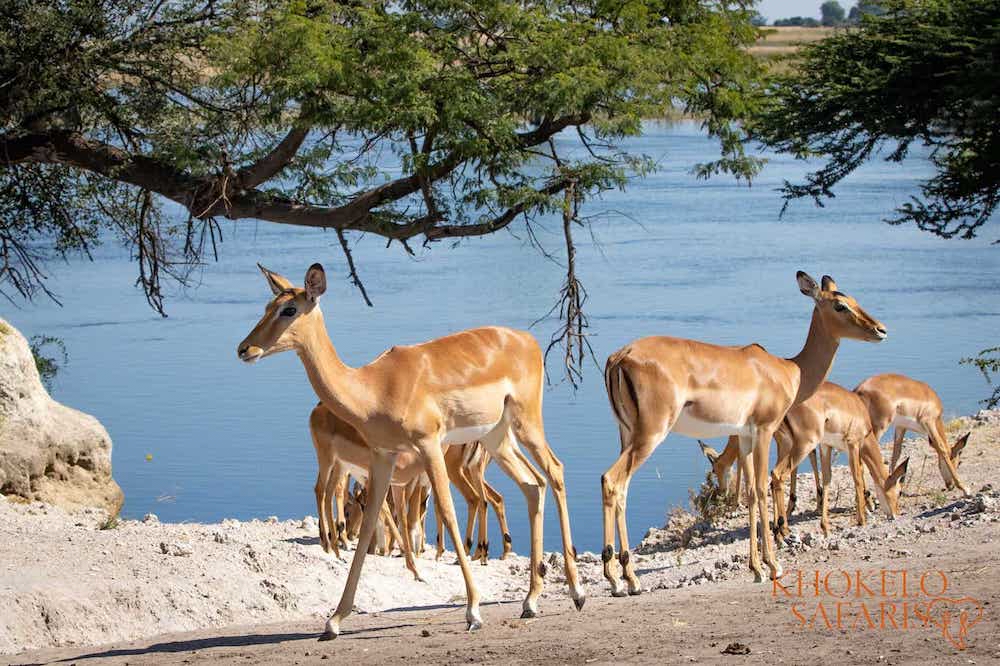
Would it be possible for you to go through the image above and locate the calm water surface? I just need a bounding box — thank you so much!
[7,121,999,552]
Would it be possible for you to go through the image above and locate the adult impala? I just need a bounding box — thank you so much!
[854,373,971,496]
[601,272,887,595]
[237,263,584,639]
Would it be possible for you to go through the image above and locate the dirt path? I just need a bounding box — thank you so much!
[6,412,1000,665]
[11,531,999,666]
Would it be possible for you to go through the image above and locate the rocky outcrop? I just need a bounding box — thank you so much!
[0,317,122,515]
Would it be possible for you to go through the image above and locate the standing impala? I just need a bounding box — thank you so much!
[854,373,971,496]
[703,383,909,537]
[237,263,584,639]
[601,272,887,595]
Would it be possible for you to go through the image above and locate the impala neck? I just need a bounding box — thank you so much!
[295,308,373,425]
[789,307,839,406]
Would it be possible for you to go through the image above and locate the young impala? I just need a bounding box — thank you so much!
[601,272,887,595]
[312,407,512,567]
[238,263,584,639]
[704,382,909,538]
[854,373,970,496]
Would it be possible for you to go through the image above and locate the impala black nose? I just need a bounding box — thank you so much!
[238,344,249,357]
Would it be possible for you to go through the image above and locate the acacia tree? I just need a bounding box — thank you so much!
[751,0,1000,405]
[1,0,764,380]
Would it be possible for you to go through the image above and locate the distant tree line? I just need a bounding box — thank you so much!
[758,0,886,27]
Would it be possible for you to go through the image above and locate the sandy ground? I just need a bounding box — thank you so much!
[4,411,1000,664]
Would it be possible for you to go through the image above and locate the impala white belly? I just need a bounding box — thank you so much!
[442,422,500,445]
[892,415,927,435]
[672,409,751,439]
[820,432,849,452]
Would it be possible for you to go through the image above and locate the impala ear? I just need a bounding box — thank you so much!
[304,263,327,301]
[699,440,720,465]
[258,263,293,295]
[951,432,970,462]
[885,457,909,490]
[821,275,838,292]
[796,271,820,300]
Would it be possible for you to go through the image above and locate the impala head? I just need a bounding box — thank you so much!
[236,263,327,363]
[879,457,909,518]
[700,440,737,498]
[796,272,887,343]
[941,432,971,490]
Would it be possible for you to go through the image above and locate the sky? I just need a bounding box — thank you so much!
[756,0,829,21]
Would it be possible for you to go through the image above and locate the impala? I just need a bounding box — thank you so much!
[704,382,909,538]
[311,406,512,566]
[854,373,970,496]
[601,272,887,595]
[238,263,584,639]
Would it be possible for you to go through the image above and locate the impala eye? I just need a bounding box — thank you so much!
[280,306,297,317]
[833,302,847,313]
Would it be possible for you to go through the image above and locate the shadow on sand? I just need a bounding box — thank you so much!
[48,624,415,662]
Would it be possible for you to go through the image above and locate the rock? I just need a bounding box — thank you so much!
[969,495,997,514]
[266,515,278,524]
[828,540,841,551]
[160,541,193,556]
[721,642,751,655]
[801,532,815,546]
[212,531,229,544]
[142,513,159,524]
[701,566,715,581]
[0,318,123,516]
[300,516,317,530]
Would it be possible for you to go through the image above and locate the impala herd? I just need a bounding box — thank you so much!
[236,264,972,640]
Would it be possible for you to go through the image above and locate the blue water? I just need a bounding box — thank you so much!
[6,121,998,554]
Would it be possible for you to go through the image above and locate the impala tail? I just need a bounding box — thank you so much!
[604,350,639,440]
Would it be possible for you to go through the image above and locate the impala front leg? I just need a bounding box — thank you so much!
[753,428,781,581]
[421,439,483,631]
[321,450,397,641]
[819,446,833,536]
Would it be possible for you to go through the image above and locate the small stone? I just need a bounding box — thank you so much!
[142,513,159,524]
[266,515,279,524]
[160,541,193,557]
[421,629,431,637]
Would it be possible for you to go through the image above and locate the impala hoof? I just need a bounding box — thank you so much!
[318,631,337,642]
[520,608,537,619]
[467,620,482,632]
[628,588,642,596]
[573,596,586,611]
[611,589,628,598]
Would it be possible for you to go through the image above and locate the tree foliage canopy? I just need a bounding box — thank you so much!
[752,0,1000,239]
[1,0,764,317]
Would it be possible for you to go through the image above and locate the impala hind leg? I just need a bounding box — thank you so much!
[471,450,491,564]
[483,480,513,559]
[390,485,423,581]
[485,431,548,617]
[321,450,397,641]
[602,425,663,597]
[808,449,822,514]
[890,426,907,472]
[420,440,483,631]
[928,418,969,496]
[512,416,586,609]
[331,470,348,552]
